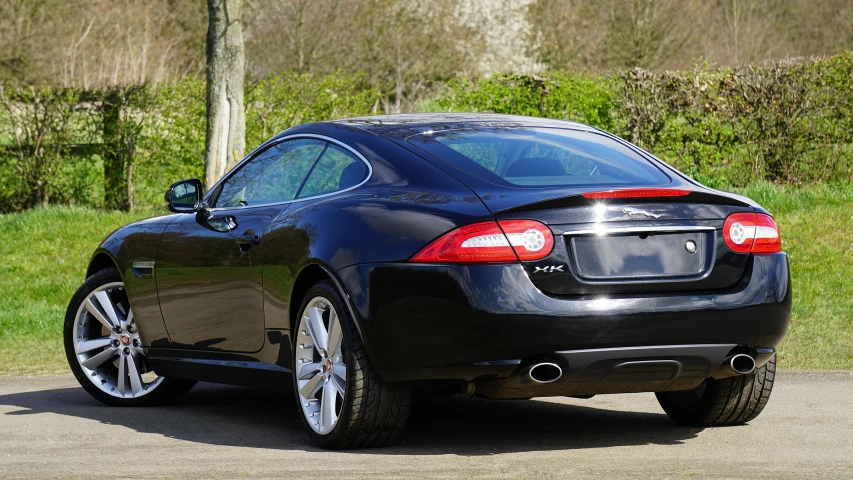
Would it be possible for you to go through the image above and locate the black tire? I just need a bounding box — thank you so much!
[64,267,196,407]
[292,281,412,449]
[656,355,776,426]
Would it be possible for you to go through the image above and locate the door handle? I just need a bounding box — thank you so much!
[236,234,260,244]
[236,231,260,252]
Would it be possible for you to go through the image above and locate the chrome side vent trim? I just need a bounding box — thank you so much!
[131,261,155,279]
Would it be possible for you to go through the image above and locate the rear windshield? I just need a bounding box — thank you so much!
[407,127,670,188]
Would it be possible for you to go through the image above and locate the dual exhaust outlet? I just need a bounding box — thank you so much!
[521,353,756,384]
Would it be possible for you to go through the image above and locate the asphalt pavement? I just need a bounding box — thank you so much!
[0,370,851,479]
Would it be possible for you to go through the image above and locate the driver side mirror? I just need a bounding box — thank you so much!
[165,178,203,213]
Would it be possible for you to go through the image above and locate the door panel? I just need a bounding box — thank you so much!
[153,137,328,352]
[156,206,285,352]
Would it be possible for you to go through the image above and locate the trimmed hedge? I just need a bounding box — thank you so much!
[1,54,852,212]
[0,73,377,212]
[438,53,853,188]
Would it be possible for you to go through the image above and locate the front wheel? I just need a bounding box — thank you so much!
[292,281,411,449]
[64,267,196,407]
[656,355,776,426]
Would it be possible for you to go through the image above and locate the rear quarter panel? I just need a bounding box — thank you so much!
[261,125,495,330]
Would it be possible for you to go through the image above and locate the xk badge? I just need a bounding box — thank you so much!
[534,265,564,273]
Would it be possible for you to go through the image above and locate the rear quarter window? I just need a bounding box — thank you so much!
[297,144,368,198]
[407,127,670,188]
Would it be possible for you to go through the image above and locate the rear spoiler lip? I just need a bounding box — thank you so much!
[495,188,754,215]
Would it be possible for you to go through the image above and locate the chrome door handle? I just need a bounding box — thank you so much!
[236,231,260,252]
[236,234,260,244]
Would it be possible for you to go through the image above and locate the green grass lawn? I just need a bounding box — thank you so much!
[1,183,851,375]
[0,207,156,375]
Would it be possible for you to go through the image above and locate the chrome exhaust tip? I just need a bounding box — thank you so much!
[729,354,756,375]
[715,353,756,378]
[528,362,563,384]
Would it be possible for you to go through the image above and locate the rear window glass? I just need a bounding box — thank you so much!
[407,128,670,188]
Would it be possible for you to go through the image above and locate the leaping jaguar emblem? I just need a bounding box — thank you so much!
[621,207,662,218]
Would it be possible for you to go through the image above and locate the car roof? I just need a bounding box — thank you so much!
[326,113,591,136]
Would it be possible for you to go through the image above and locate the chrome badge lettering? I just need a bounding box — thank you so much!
[534,265,564,273]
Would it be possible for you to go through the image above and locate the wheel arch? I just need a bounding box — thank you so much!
[86,250,121,280]
[288,262,375,367]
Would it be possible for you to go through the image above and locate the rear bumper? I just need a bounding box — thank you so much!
[337,253,790,386]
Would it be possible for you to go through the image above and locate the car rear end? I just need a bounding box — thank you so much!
[339,122,790,399]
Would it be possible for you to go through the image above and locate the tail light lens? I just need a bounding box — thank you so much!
[723,213,782,254]
[498,220,556,261]
[410,220,554,263]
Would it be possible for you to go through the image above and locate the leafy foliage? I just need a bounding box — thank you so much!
[1,54,853,212]
[245,72,378,148]
[0,86,91,211]
[439,72,615,129]
[0,72,377,212]
[439,53,853,188]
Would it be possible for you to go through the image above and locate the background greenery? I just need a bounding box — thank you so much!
[2,54,852,214]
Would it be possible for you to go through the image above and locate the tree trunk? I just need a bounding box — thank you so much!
[205,0,246,189]
[126,134,135,210]
[394,41,404,114]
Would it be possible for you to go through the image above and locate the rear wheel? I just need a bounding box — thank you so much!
[64,267,196,406]
[656,355,776,426]
[292,281,411,449]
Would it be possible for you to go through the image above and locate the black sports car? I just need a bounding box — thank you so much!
[65,114,790,449]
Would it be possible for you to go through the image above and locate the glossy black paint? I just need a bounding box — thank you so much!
[337,253,790,383]
[156,205,283,352]
[84,114,791,391]
[89,215,177,348]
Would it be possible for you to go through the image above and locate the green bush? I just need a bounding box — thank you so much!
[134,73,377,209]
[0,72,377,212]
[438,72,615,130]
[2,54,853,212]
[134,78,206,208]
[0,85,95,211]
[246,72,378,148]
[439,53,853,188]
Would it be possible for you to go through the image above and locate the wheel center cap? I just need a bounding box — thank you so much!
[120,334,132,346]
[325,358,333,372]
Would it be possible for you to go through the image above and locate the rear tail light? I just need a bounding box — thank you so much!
[410,220,554,263]
[723,213,782,254]
[497,220,556,261]
[582,188,691,199]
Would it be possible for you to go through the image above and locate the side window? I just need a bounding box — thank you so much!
[297,144,368,198]
[214,139,325,208]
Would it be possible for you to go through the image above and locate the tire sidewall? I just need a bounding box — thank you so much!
[291,281,356,448]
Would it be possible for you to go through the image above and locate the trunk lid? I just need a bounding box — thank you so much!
[496,196,754,295]
[397,123,759,294]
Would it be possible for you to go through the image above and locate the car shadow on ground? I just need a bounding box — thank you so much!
[0,382,702,454]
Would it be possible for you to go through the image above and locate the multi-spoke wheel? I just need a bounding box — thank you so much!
[292,281,412,449]
[295,297,347,434]
[65,267,195,406]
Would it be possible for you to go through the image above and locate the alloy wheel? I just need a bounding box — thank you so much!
[72,282,162,398]
[295,297,347,434]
